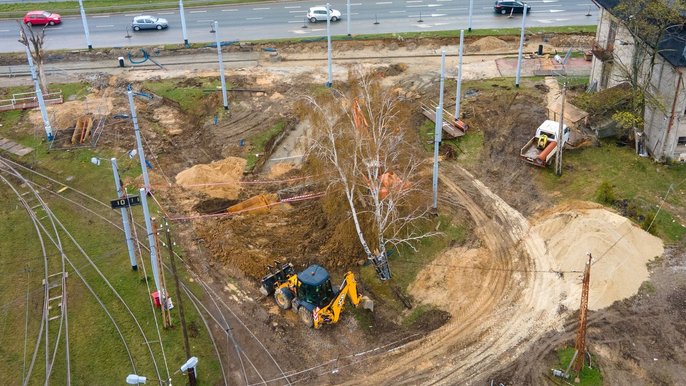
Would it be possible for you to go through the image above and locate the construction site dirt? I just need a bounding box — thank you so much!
[3,33,685,385]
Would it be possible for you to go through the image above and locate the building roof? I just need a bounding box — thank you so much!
[593,0,686,67]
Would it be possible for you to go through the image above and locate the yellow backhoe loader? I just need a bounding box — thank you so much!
[260,263,374,329]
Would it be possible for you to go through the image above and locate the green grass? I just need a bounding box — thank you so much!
[555,347,603,385]
[143,78,221,113]
[0,81,222,385]
[245,119,285,171]
[537,139,686,242]
[402,304,436,327]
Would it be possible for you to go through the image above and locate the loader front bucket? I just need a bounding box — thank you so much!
[360,296,374,312]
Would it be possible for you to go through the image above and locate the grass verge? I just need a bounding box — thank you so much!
[554,346,603,385]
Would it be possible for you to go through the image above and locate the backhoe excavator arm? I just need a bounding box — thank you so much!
[314,272,372,329]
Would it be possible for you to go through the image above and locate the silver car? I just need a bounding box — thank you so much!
[306,6,342,23]
[132,15,169,31]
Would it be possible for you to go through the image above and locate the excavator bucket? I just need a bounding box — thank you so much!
[360,296,374,312]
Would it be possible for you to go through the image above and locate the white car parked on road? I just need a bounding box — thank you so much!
[306,6,342,23]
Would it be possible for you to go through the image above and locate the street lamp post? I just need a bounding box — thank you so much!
[213,21,229,110]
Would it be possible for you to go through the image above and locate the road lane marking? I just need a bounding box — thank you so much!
[376,1,393,4]
[157,12,174,15]
[390,10,407,13]
[0,29,9,32]
[437,0,453,2]
[442,7,467,11]
[284,5,301,8]
[246,17,264,20]
[288,20,305,23]
[221,9,237,12]
[190,10,207,13]
[352,3,362,5]
[197,19,214,22]
[252,7,270,10]
[407,0,423,2]
[124,14,137,17]
[95,24,114,28]
[92,15,110,18]
[289,10,305,13]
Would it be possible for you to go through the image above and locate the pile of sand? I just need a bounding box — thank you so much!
[466,36,511,53]
[175,157,246,200]
[533,207,664,310]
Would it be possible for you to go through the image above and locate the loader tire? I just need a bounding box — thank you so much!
[274,288,293,310]
[299,307,314,328]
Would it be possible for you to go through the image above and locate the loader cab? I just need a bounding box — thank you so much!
[297,265,336,310]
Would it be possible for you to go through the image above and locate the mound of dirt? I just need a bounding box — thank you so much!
[466,36,511,53]
[175,157,246,200]
[533,205,664,310]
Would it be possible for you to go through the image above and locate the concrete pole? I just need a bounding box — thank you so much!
[77,0,93,50]
[24,45,53,141]
[111,158,137,270]
[214,21,229,110]
[140,188,161,295]
[346,0,351,36]
[326,3,333,87]
[515,3,528,87]
[555,84,566,176]
[179,0,189,47]
[127,86,151,192]
[455,30,464,120]
[468,0,474,32]
[432,51,446,210]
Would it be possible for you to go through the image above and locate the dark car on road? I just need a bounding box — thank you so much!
[131,15,169,31]
[494,1,531,15]
[23,11,61,26]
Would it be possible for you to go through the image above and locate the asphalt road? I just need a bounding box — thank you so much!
[0,0,598,52]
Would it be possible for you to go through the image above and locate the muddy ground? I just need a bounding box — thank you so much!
[9,33,685,385]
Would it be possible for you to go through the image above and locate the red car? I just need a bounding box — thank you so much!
[23,11,62,27]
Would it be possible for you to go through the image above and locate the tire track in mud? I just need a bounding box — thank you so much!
[348,163,566,385]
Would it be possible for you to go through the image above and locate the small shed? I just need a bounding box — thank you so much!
[547,99,589,130]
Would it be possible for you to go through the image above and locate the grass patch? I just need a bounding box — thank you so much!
[142,78,221,113]
[402,304,435,327]
[56,81,90,100]
[554,347,603,385]
[245,119,285,171]
[638,280,656,295]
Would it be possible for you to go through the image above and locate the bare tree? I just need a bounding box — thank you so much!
[610,0,685,152]
[18,22,49,94]
[300,70,439,280]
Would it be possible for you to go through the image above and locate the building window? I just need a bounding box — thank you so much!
[678,137,686,146]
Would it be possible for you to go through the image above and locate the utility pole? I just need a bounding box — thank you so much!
[467,0,474,32]
[164,220,197,386]
[346,0,351,37]
[179,0,189,47]
[127,85,151,192]
[326,3,333,87]
[152,219,171,328]
[572,253,592,383]
[454,30,465,121]
[77,0,93,50]
[213,21,229,110]
[514,2,528,87]
[432,50,446,210]
[555,84,566,176]
[140,188,161,296]
[111,158,137,270]
[23,43,53,141]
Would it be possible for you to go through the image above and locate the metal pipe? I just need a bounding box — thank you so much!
[432,105,443,209]
[127,85,151,192]
[214,21,229,110]
[439,50,446,110]
[77,0,92,50]
[111,158,137,270]
[515,3,528,87]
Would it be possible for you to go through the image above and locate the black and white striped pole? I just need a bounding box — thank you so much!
[111,158,137,270]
